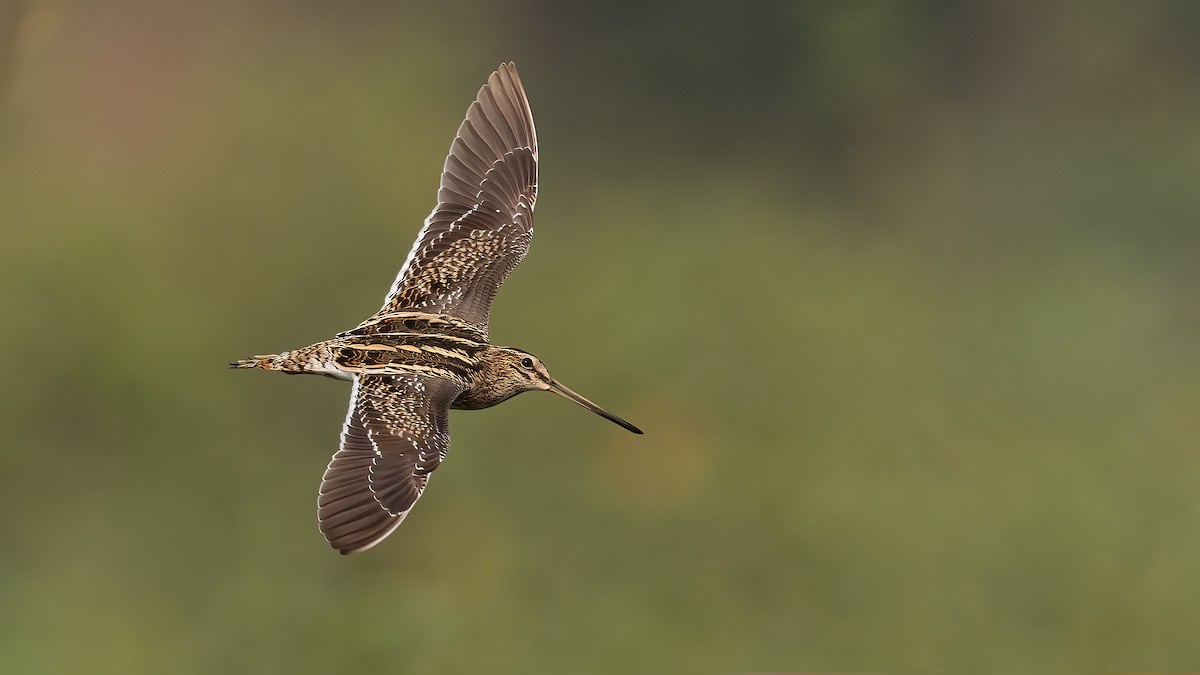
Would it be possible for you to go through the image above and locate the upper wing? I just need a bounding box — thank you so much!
[317,374,463,554]
[375,62,538,335]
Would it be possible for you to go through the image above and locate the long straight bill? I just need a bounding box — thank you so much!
[547,380,643,434]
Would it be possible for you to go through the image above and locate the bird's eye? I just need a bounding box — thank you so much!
[520,357,534,369]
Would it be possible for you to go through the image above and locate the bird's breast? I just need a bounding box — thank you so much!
[451,383,520,410]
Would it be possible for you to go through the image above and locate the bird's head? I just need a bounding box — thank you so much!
[492,347,643,434]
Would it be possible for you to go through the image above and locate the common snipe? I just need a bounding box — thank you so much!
[232,63,642,554]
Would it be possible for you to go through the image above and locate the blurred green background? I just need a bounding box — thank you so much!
[2,1,1199,672]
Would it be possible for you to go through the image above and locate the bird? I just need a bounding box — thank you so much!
[231,62,642,554]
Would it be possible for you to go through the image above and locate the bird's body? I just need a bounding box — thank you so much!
[234,310,541,409]
[232,63,641,554]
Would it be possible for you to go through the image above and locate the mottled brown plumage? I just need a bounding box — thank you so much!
[232,63,641,555]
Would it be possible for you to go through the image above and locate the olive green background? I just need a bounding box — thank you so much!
[2,1,1199,672]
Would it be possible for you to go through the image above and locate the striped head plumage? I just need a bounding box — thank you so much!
[231,63,641,554]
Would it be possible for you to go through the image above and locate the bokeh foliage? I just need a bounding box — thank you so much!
[2,1,1200,671]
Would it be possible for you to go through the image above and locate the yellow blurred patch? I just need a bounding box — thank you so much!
[593,393,714,515]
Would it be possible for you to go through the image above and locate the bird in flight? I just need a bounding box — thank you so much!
[232,63,642,554]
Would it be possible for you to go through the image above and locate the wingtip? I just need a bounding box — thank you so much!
[325,519,404,555]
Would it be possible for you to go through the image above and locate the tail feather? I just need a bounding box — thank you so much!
[230,354,280,370]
